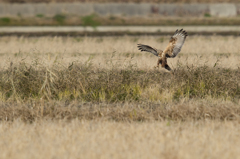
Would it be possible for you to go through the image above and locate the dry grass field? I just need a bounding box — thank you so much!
[0,35,240,158]
[1,120,240,159]
[1,35,240,69]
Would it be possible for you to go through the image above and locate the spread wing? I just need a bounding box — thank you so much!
[137,44,162,57]
[170,29,188,57]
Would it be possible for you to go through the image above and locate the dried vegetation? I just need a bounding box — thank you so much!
[0,100,240,122]
[0,35,240,159]
[0,61,239,102]
[0,35,239,122]
[1,120,240,159]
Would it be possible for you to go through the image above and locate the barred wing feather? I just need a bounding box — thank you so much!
[137,44,160,57]
[171,29,188,57]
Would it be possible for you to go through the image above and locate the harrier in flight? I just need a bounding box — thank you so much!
[137,29,188,71]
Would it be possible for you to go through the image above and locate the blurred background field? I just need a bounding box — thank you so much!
[1,0,240,3]
[0,1,240,27]
[0,1,240,159]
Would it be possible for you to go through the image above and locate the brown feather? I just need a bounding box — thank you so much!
[137,44,162,57]
[137,29,187,71]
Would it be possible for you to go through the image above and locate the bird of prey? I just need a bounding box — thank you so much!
[137,29,188,71]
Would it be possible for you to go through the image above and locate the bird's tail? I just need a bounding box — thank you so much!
[161,58,172,71]
[164,64,172,71]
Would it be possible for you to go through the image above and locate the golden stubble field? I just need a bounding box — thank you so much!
[0,35,240,159]
[1,120,240,159]
[0,35,239,69]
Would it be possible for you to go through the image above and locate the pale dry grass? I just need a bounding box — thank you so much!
[1,119,240,159]
[0,35,239,70]
[1,99,239,122]
[0,35,239,102]
[0,35,240,158]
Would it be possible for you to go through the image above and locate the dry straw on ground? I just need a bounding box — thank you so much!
[0,35,239,69]
[0,35,239,119]
[0,61,239,102]
[1,120,240,159]
[0,100,239,122]
[0,35,240,159]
